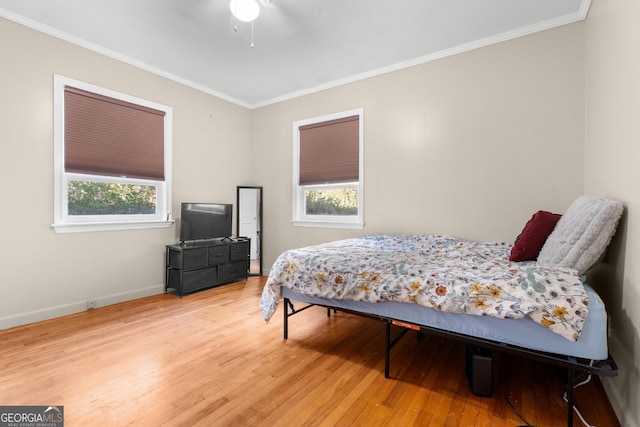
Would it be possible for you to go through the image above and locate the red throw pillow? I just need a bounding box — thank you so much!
[510,210,562,262]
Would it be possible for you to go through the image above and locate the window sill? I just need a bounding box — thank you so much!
[52,220,174,234]
[291,219,364,230]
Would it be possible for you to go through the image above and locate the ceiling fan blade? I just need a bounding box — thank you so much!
[251,0,322,41]
[262,0,322,22]
[177,0,229,30]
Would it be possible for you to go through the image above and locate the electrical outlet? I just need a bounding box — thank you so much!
[86,300,97,310]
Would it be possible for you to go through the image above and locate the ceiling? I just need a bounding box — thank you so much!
[0,0,589,108]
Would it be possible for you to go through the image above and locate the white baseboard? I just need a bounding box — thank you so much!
[0,285,164,330]
[602,334,640,427]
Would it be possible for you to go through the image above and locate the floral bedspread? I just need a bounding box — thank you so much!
[260,235,590,341]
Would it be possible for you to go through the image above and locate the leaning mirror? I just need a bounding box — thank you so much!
[236,186,262,275]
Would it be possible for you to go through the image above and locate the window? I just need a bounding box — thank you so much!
[53,75,173,233]
[292,108,364,229]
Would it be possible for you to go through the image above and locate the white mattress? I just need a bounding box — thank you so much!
[281,283,608,360]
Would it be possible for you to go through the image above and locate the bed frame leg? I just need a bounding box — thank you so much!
[567,366,575,427]
[283,297,289,340]
[385,321,391,378]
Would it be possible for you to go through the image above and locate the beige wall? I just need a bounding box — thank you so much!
[0,17,253,328]
[253,23,586,269]
[585,0,640,425]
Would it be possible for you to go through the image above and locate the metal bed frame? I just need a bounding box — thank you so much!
[283,297,618,427]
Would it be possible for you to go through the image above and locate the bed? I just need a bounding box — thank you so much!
[259,195,623,426]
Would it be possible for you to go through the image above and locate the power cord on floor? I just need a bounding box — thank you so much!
[500,360,598,427]
[500,392,533,426]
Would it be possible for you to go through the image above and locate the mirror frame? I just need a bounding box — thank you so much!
[236,186,263,276]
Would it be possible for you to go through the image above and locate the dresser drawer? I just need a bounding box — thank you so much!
[208,244,230,265]
[218,261,248,282]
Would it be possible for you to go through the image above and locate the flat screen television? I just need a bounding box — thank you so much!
[180,202,233,243]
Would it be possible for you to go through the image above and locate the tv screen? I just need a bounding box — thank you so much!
[180,203,233,242]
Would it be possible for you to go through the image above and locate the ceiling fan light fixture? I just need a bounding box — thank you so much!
[230,0,260,23]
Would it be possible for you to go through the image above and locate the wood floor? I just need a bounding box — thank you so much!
[0,277,619,426]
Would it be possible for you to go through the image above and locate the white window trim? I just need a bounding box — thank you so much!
[52,75,173,233]
[291,108,364,229]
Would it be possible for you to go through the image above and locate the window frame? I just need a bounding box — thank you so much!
[292,108,364,229]
[52,75,173,233]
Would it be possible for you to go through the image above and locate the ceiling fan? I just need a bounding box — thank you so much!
[179,0,320,48]
[228,0,318,47]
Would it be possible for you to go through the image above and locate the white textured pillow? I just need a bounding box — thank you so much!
[537,195,623,274]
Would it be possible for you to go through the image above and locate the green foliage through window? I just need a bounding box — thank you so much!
[305,189,358,216]
[68,180,156,215]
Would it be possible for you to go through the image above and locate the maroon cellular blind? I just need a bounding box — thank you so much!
[64,86,166,181]
[299,115,359,185]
